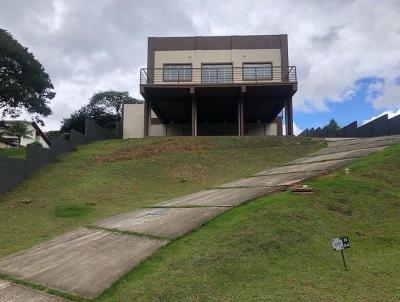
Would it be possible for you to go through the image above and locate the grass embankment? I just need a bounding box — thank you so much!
[96,144,400,302]
[0,136,321,257]
[0,147,26,159]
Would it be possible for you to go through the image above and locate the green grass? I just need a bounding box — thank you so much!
[94,143,400,302]
[54,204,92,218]
[0,147,26,159]
[0,136,322,257]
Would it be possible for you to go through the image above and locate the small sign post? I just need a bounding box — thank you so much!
[331,236,350,271]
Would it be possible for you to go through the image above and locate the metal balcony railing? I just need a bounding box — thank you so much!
[140,66,297,85]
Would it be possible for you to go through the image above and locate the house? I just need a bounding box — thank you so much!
[123,34,297,138]
[0,121,51,148]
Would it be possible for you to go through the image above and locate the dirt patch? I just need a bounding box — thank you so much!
[171,164,208,183]
[93,140,210,163]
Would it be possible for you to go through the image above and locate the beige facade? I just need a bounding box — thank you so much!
[153,49,282,84]
[123,104,144,139]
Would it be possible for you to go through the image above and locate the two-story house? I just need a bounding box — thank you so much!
[123,34,297,138]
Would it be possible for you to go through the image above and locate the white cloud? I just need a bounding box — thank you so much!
[1,0,400,130]
[282,121,302,136]
[293,122,302,136]
[362,108,400,125]
[369,80,400,110]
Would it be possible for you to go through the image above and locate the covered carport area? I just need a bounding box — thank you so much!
[141,83,296,136]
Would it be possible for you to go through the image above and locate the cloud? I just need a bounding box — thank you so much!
[0,0,196,129]
[362,108,400,125]
[282,121,302,136]
[1,0,400,130]
[367,79,400,110]
[293,122,302,136]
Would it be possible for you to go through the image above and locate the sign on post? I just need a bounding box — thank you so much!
[331,236,350,270]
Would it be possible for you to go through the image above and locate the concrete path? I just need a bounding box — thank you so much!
[0,280,65,302]
[0,135,399,300]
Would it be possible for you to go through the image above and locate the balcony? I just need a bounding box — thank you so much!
[140,66,297,86]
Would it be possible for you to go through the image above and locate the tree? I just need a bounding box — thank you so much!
[6,122,33,147]
[60,105,118,134]
[89,90,141,120]
[0,29,55,125]
[326,118,340,131]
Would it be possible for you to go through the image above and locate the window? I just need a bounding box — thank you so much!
[243,63,272,81]
[163,64,192,82]
[202,64,233,84]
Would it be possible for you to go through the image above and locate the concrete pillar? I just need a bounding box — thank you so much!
[238,92,245,136]
[285,98,293,136]
[191,94,197,136]
[143,100,151,137]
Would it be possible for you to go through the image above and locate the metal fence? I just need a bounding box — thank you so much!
[299,114,400,138]
[0,119,122,194]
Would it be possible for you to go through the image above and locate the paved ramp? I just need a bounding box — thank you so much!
[0,135,398,300]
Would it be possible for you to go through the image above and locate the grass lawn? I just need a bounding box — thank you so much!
[0,136,322,257]
[0,147,26,159]
[95,143,400,302]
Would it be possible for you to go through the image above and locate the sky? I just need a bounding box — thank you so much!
[1,0,400,134]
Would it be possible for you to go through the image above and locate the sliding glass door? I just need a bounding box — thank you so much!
[201,64,233,84]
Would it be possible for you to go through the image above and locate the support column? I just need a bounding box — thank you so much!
[143,100,151,137]
[191,94,197,136]
[285,98,293,136]
[238,88,245,136]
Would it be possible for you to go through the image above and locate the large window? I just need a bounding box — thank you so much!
[243,63,272,81]
[202,64,233,84]
[163,64,192,82]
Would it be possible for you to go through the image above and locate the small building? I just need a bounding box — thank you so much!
[124,34,297,138]
[0,121,51,148]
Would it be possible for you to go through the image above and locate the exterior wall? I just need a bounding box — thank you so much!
[148,35,289,72]
[154,49,282,84]
[150,124,166,136]
[155,49,282,68]
[246,123,278,136]
[123,103,144,139]
[265,123,278,136]
[19,124,37,147]
[198,123,237,136]
[148,122,278,137]
[165,124,191,136]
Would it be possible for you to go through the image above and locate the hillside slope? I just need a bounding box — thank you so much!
[96,143,400,302]
[0,136,322,257]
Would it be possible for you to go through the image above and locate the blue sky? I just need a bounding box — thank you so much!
[295,77,400,132]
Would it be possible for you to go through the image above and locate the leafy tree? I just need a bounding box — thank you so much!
[60,105,118,134]
[6,122,33,147]
[89,90,141,120]
[0,29,55,125]
[326,118,340,131]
